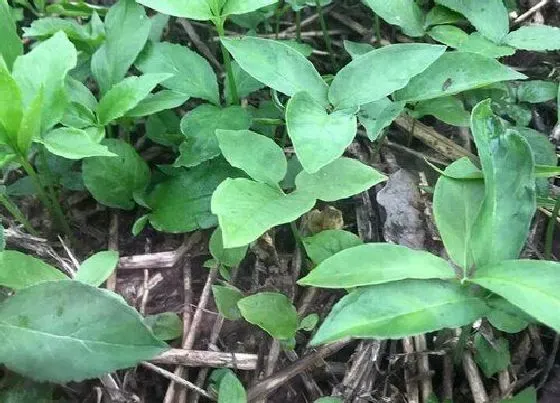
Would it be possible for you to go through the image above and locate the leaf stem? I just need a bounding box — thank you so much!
[295,10,302,42]
[216,18,239,106]
[0,192,38,236]
[545,196,560,259]
[315,0,337,69]
[374,14,381,45]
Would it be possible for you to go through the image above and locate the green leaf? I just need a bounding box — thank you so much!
[329,43,446,109]
[298,243,455,288]
[302,229,363,264]
[517,80,558,103]
[487,297,531,333]
[314,398,343,403]
[212,178,315,248]
[175,105,252,167]
[225,61,266,103]
[358,99,406,141]
[238,292,298,339]
[473,333,510,378]
[286,91,357,173]
[12,31,78,131]
[394,52,526,102]
[136,42,219,104]
[136,0,214,20]
[0,0,23,70]
[295,157,387,202]
[212,285,244,320]
[428,26,515,58]
[97,73,171,125]
[210,227,248,267]
[216,129,286,185]
[469,100,536,267]
[75,250,119,287]
[146,111,183,148]
[222,37,328,107]
[363,0,425,37]
[299,313,319,331]
[505,25,560,51]
[222,0,278,16]
[470,260,560,333]
[0,280,167,382]
[0,374,54,403]
[42,127,116,159]
[144,312,182,341]
[83,139,150,210]
[147,159,242,232]
[0,250,67,289]
[16,89,43,153]
[343,40,374,59]
[435,0,509,43]
[218,370,247,403]
[126,90,189,118]
[433,158,485,269]
[412,96,470,127]
[91,0,151,94]
[425,5,465,27]
[499,387,536,403]
[0,66,23,141]
[312,279,488,345]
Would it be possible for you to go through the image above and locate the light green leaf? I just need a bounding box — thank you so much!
[210,227,248,267]
[286,0,331,11]
[470,260,560,333]
[358,99,406,141]
[329,43,446,109]
[0,250,67,289]
[425,5,465,27]
[238,292,298,339]
[136,42,219,104]
[0,67,23,141]
[363,0,425,37]
[212,178,315,248]
[218,370,247,403]
[222,0,278,16]
[212,285,244,320]
[126,90,189,118]
[0,280,167,382]
[295,157,387,202]
[517,80,558,103]
[299,313,319,331]
[473,334,510,378]
[144,312,182,341]
[395,52,527,102]
[314,398,343,403]
[487,296,532,333]
[222,37,328,107]
[286,91,357,173]
[136,0,214,20]
[469,101,536,267]
[65,76,97,110]
[16,89,43,153]
[343,40,374,59]
[91,0,151,93]
[302,229,363,265]
[12,31,78,131]
[412,96,470,127]
[312,279,488,344]
[435,0,509,43]
[75,250,119,287]
[216,129,286,185]
[22,17,99,51]
[147,159,242,233]
[83,139,150,210]
[0,0,23,71]
[499,387,536,403]
[225,61,266,103]
[298,243,455,288]
[428,26,515,58]
[506,25,560,51]
[146,111,183,148]
[148,13,170,42]
[175,105,252,167]
[97,73,171,125]
[42,127,116,160]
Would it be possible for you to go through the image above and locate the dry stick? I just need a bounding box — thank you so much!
[153,350,258,370]
[498,370,511,397]
[106,212,119,291]
[284,349,322,400]
[247,340,349,401]
[537,333,560,389]
[403,337,420,403]
[142,362,216,401]
[514,0,549,23]
[414,335,433,402]
[463,351,489,403]
[442,354,454,401]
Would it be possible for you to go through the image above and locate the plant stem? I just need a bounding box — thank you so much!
[0,192,38,236]
[315,0,336,69]
[215,18,239,106]
[374,14,381,45]
[295,10,301,42]
[545,197,560,259]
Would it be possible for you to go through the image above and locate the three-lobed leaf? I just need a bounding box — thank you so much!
[74,250,119,287]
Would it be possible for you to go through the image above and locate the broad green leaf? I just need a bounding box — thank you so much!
[65,76,97,110]
[363,0,425,37]
[473,334,510,378]
[298,243,455,288]
[222,0,278,16]
[395,52,526,102]
[302,229,363,265]
[425,5,465,27]
[210,227,248,267]
[238,292,298,339]
[0,67,23,139]
[83,139,150,210]
[12,31,78,131]
[147,159,242,232]
[358,99,406,141]
[0,0,22,70]
[412,96,470,127]
[343,40,374,59]
[42,127,115,160]
[286,91,357,173]
[74,250,119,287]
[136,0,214,20]
[487,297,531,333]
[22,17,100,52]
[0,250,66,289]
[222,37,328,107]
[97,73,171,125]
[225,61,266,103]
[295,157,387,202]
[144,312,182,341]
[469,101,536,266]
[91,0,151,93]
[311,279,488,345]
[175,105,252,167]
[0,280,167,382]
[61,102,96,129]
[330,43,446,109]
[216,129,286,185]
[126,90,189,118]
[136,42,219,104]
[16,90,43,153]
[212,178,315,248]
[470,260,560,333]
[433,158,484,269]
[212,285,244,320]
[428,26,515,58]
[146,111,183,148]
[435,0,509,43]
[218,370,247,403]
[517,80,558,103]
[148,13,169,42]
[506,25,560,51]
[499,387,536,403]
